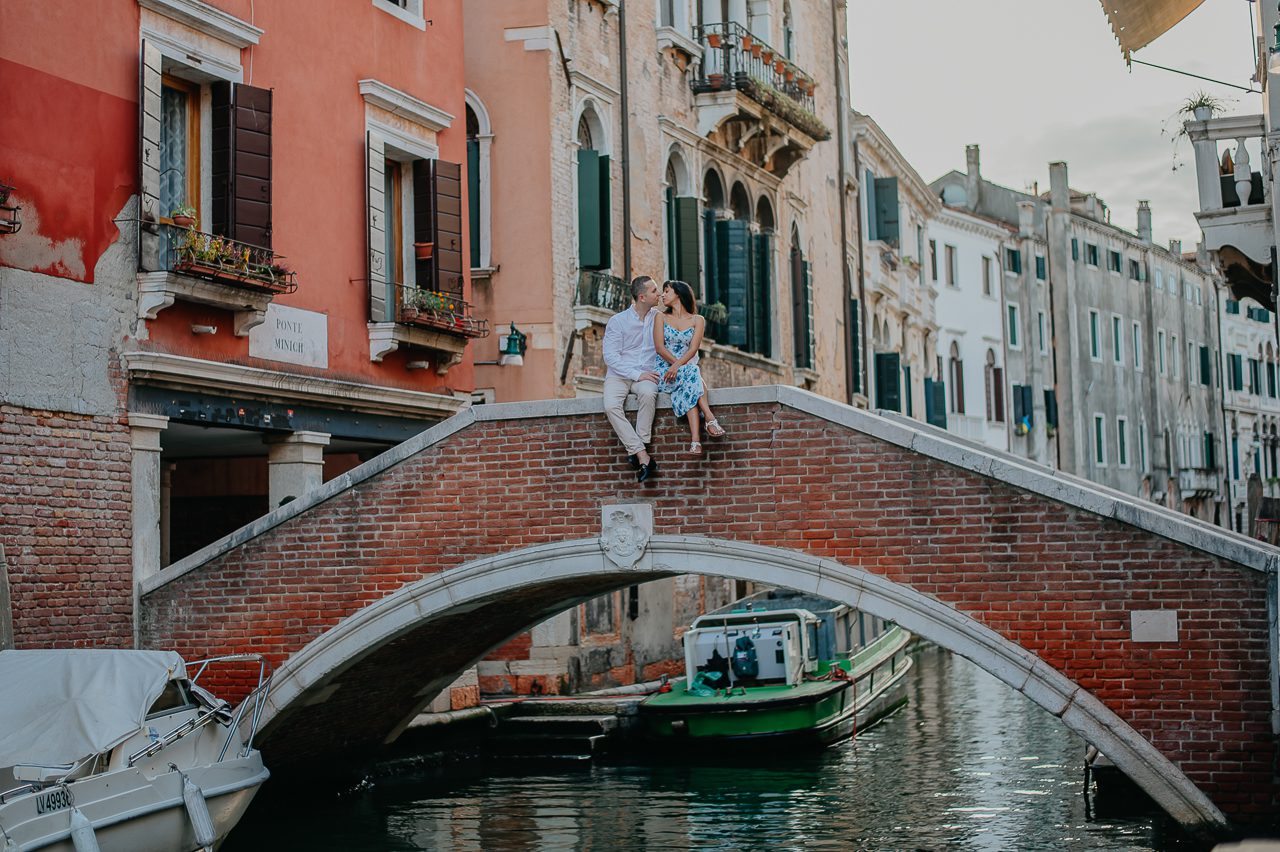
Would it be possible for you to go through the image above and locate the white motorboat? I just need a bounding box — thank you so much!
[0,650,271,852]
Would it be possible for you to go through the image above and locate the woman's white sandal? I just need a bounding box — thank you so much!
[705,419,726,437]
[687,441,704,456]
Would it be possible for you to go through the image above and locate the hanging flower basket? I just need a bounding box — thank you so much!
[785,68,795,82]
[414,241,435,261]
[741,34,753,51]
[707,32,722,48]
[751,43,762,58]
[774,59,786,74]
[761,49,773,64]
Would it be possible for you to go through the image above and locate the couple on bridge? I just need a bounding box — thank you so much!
[602,275,726,482]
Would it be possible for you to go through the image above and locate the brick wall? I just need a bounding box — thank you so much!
[139,401,1275,818]
[0,405,133,646]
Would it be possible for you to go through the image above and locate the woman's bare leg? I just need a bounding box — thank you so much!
[685,406,701,446]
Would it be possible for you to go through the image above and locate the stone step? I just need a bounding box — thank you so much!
[485,733,609,759]
[491,698,644,718]
[494,714,618,737]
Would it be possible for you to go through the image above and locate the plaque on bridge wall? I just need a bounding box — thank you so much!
[249,304,329,369]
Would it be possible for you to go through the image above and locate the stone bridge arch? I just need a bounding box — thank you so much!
[139,386,1278,833]
[260,535,1224,829]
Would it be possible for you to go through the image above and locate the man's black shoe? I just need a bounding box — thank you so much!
[628,453,640,470]
[637,460,655,483]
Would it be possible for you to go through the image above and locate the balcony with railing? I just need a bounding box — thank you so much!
[1178,466,1221,499]
[573,269,631,330]
[368,281,489,371]
[1186,112,1274,309]
[137,224,298,337]
[690,22,829,177]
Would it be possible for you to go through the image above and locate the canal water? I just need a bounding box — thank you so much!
[227,647,1197,851]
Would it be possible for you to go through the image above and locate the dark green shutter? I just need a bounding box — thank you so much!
[597,155,611,269]
[1021,385,1034,427]
[1012,384,1026,424]
[675,197,700,289]
[1200,346,1211,386]
[718,219,750,347]
[467,137,480,268]
[873,177,899,245]
[1035,255,1046,279]
[702,209,719,307]
[875,352,900,412]
[1043,388,1059,428]
[1071,238,1078,261]
[750,233,772,356]
[577,149,601,268]
[924,378,947,428]
[791,247,810,369]
[903,365,912,417]
[665,187,677,280]
[1204,432,1216,469]
[850,296,861,395]
[864,170,878,242]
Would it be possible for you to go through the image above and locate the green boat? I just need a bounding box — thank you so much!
[640,590,913,748]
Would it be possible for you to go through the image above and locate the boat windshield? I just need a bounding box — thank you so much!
[146,679,197,719]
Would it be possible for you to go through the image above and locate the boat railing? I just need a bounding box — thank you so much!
[127,654,272,767]
[187,654,273,761]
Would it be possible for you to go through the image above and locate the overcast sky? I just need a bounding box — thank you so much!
[848,0,1259,247]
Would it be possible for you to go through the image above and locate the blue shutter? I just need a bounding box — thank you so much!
[875,352,900,412]
[718,219,750,347]
[873,177,899,246]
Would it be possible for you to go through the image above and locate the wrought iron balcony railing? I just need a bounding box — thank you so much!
[394,282,489,339]
[164,226,297,294]
[575,269,631,313]
[691,22,829,141]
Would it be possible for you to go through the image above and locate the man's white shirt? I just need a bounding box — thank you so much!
[603,306,657,381]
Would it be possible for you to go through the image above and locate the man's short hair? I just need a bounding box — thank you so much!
[631,275,655,299]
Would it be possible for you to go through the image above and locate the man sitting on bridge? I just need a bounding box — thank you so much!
[603,275,662,483]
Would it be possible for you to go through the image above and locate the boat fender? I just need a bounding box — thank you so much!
[69,807,101,852]
[181,774,217,848]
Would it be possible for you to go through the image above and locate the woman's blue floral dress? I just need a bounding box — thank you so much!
[655,320,704,418]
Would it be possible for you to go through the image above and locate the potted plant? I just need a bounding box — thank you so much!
[741,33,753,51]
[1180,90,1227,122]
[707,72,725,89]
[785,68,795,82]
[170,205,197,229]
[774,58,786,74]
[761,49,773,64]
[751,42,762,58]
[706,31,722,48]
[414,241,435,261]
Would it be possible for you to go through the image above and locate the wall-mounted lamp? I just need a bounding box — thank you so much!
[476,323,528,367]
[191,324,218,335]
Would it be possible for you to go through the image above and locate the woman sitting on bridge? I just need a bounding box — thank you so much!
[652,279,726,456]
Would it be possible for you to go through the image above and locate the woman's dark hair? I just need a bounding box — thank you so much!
[663,280,697,315]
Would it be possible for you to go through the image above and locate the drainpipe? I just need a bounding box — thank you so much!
[852,136,869,403]
[830,0,854,404]
[618,0,633,281]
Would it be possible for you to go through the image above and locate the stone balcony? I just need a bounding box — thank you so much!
[1178,466,1220,500]
[1187,112,1274,309]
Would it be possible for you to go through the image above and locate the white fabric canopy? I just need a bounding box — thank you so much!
[0,649,187,769]
[1099,0,1207,59]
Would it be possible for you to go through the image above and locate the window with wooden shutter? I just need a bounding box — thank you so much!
[664,186,677,279]
[139,41,163,271]
[790,246,811,368]
[366,133,389,322]
[211,82,272,249]
[467,137,481,269]
[415,159,465,297]
[903,365,913,417]
[924,378,947,428]
[1043,388,1058,428]
[873,177,899,246]
[863,169,878,242]
[850,296,861,394]
[874,352,900,412]
[675,197,700,289]
[718,219,750,347]
[578,149,602,268]
[702,208,720,333]
[1020,384,1033,428]
[750,233,773,357]
[1201,346,1212,386]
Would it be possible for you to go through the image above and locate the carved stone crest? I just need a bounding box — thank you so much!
[599,504,652,570]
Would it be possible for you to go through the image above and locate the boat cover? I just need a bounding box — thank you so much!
[0,649,187,769]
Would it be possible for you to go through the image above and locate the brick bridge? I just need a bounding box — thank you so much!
[138,386,1278,834]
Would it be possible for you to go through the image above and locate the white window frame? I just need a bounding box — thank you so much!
[1094,414,1107,466]
[1006,302,1021,350]
[372,0,427,29]
[1132,321,1142,370]
[1089,309,1101,361]
[1154,268,1163,291]
[465,89,495,271]
[1111,313,1123,365]
[1117,416,1130,468]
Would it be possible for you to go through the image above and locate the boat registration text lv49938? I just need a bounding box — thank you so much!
[35,788,71,814]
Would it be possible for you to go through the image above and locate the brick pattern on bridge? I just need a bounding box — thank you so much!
[1,405,133,647]
[139,403,1274,818]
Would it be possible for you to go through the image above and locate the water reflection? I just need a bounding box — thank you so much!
[228,648,1187,851]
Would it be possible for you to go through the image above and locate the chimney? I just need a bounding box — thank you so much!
[1168,238,1182,257]
[1084,194,1099,220]
[1049,162,1069,210]
[1017,200,1035,236]
[964,144,981,211]
[1137,201,1152,243]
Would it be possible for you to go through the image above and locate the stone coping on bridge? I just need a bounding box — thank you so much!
[141,384,1279,597]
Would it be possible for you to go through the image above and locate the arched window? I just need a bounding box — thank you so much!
[782,0,794,59]
[576,104,610,270]
[789,220,811,369]
[464,90,493,271]
[663,150,697,286]
[984,349,1004,422]
[949,341,965,414]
